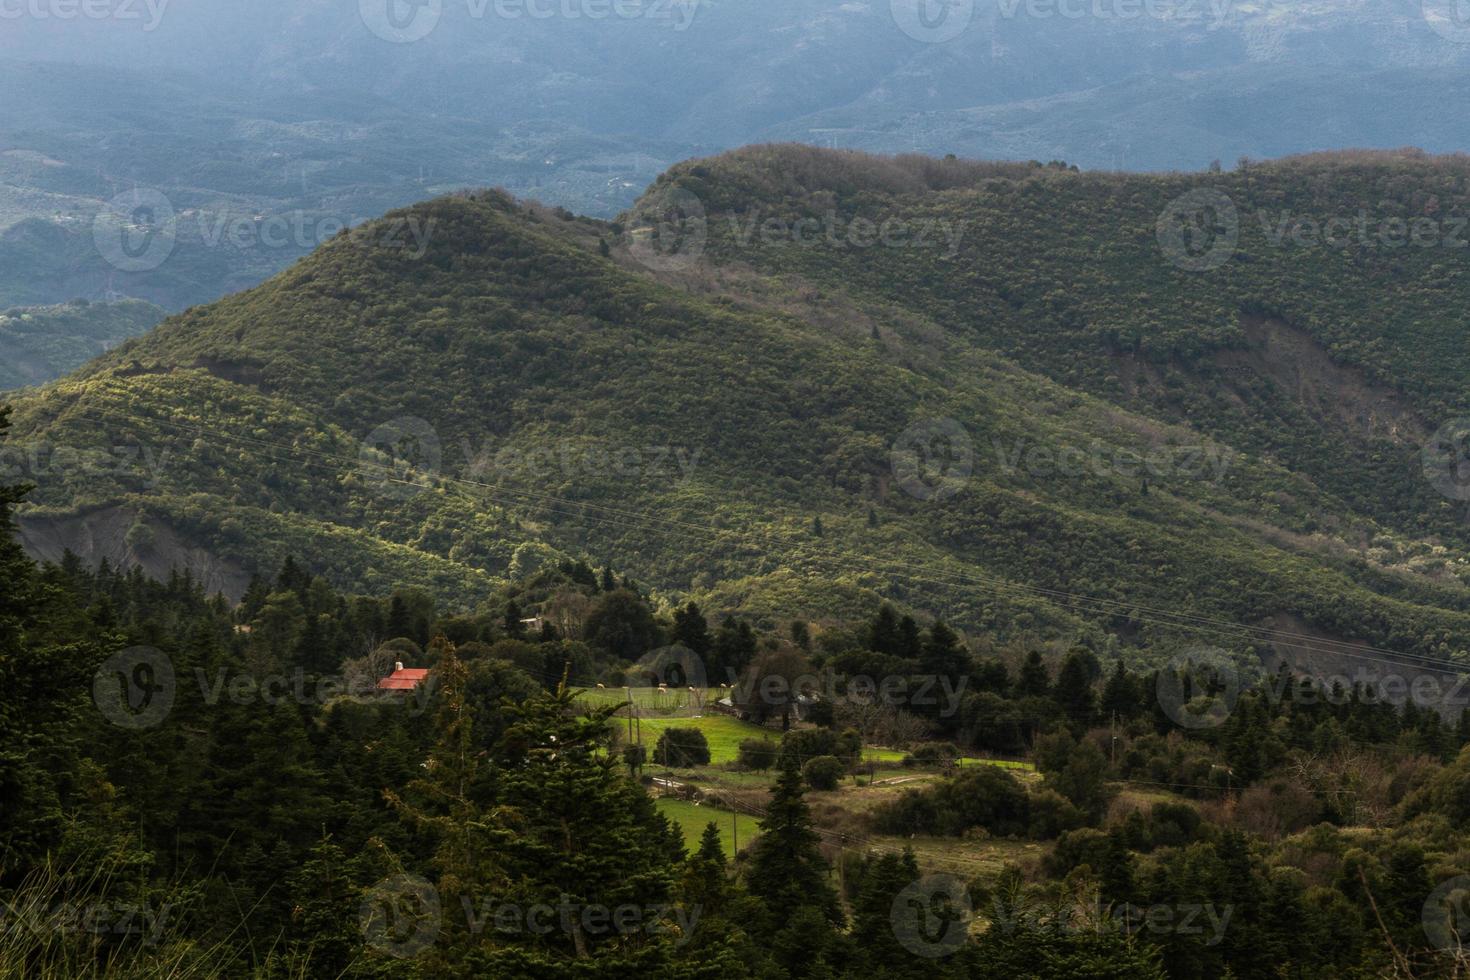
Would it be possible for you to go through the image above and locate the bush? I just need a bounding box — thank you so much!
[653,727,710,767]
[738,738,779,770]
[1027,788,1085,839]
[803,755,845,790]
[904,741,961,767]
[780,727,862,769]
[873,765,1031,837]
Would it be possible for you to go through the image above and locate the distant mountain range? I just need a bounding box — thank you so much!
[9,146,1470,669]
[4,0,1470,324]
[0,299,163,391]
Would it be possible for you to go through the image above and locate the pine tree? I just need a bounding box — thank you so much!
[673,602,712,655]
[897,615,922,661]
[920,620,969,681]
[866,604,901,657]
[744,756,843,931]
[1100,660,1139,719]
[473,686,686,968]
[1016,651,1051,697]
[849,849,922,971]
[1054,651,1097,732]
[0,406,93,872]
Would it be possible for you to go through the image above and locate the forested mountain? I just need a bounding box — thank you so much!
[10,146,1470,677]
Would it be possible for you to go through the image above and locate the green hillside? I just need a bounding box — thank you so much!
[10,148,1470,663]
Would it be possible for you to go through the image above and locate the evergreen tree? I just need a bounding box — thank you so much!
[1054,651,1098,732]
[920,620,969,682]
[672,602,712,656]
[1016,651,1052,697]
[744,756,843,931]
[1100,660,1140,719]
[866,604,901,657]
[849,848,923,973]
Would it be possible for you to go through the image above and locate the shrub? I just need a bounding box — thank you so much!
[906,741,961,766]
[738,737,779,771]
[803,755,845,790]
[872,765,1031,837]
[653,727,710,767]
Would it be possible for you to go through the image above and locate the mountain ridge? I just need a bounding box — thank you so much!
[10,145,1470,667]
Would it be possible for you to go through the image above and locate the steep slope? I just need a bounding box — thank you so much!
[9,150,1470,667]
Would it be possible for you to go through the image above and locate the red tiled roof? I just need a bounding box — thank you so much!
[378,668,430,691]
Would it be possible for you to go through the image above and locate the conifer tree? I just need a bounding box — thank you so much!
[744,756,843,931]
